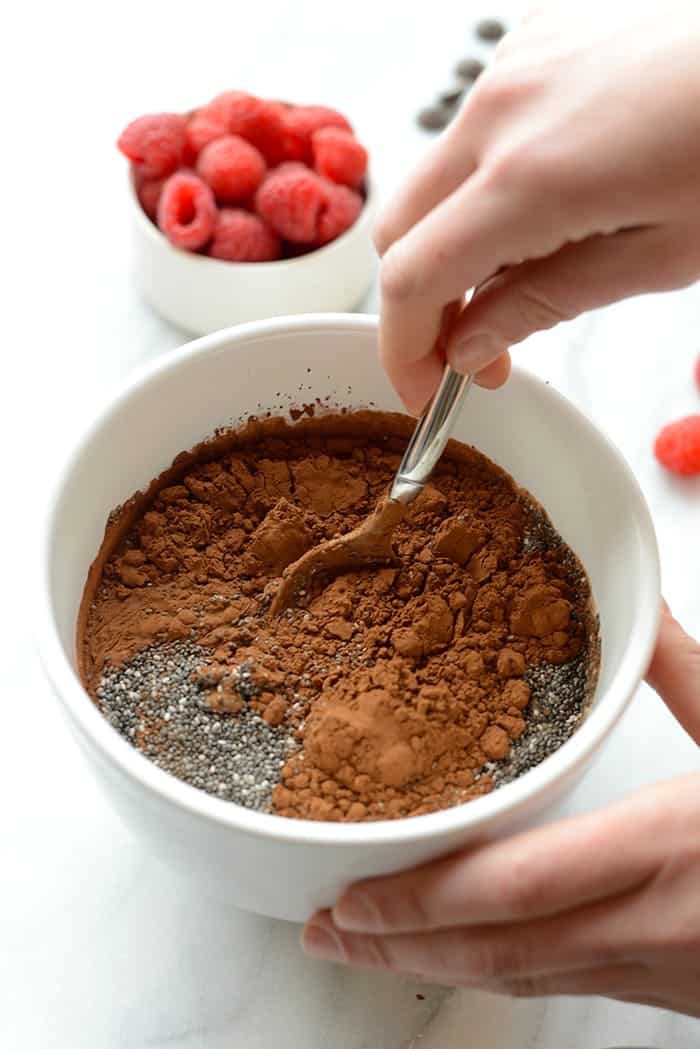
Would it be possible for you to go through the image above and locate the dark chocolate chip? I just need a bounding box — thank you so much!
[455,57,485,81]
[476,18,506,42]
[417,104,453,131]
[438,81,465,106]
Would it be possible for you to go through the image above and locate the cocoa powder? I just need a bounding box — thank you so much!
[79,410,597,822]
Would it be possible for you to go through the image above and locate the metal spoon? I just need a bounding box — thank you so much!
[269,362,473,615]
[389,364,474,504]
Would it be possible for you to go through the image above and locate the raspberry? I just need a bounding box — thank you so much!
[136,175,165,222]
[283,105,353,162]
[219,93,289,165]
[312,127,367,188]
[196,135,266,204]
[255,167,328,243]
[186,106,229,155]
[271,161,309,176]
[207,90,246,121]
[208,208,281,262]
[157,172,217,250]
[317,180,363,244]
[117,113,187,178]
[654,415,700,475]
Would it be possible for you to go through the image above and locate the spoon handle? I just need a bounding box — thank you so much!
[390,364,474,504]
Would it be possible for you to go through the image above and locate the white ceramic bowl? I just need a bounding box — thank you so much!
[129,176,377,334]
[38,314,660,921]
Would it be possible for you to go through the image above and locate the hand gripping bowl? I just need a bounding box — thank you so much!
[38,314,660,921]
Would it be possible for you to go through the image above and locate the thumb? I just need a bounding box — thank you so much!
[445,226,684,376]
[646,601,700,744]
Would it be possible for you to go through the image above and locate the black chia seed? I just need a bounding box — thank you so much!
[97,641,298,811]
[484,652,592,788]
[475,498,601,788]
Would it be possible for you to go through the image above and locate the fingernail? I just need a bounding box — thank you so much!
[333,891,379,932]
[302,922,343,962]
[448,334,500,374]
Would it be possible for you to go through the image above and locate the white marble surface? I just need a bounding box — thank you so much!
[4,1,700,1045]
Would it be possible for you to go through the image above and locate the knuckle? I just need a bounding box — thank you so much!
[468,69,520,119]
[474,943,503,982]
[468,62,540,126]
[466,934,521,982]
[372,214,395,257]
[379,245,418,304]
[392,883,432,931]
[590,938,624,968]
[364,934,394,970]
[513,279,570,331]
[364,881,433,933]
[648,873,700,952]
[497,853,545,919]
[467,67,577,211]
[501,975,545,998]
[484,141,554,201]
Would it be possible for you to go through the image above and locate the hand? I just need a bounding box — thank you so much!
[376,1,700,413]
[302,604,700,1016]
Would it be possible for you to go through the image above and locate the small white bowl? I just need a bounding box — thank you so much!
[129,175,377,334]
[38,314,660,921]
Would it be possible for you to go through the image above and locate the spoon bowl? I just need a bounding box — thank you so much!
[270,496,405,615]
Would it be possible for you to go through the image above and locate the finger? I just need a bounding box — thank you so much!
[382,298,463,416]
[474,351,511,389]
[382,331,510,413]
[384,349,445,417]
[488,962,651,1000]
[373,120,476,256]
[646,601,700,744]
[304,899,631,983]
[332,789,667,934]
[378,167,574,414]
[444,224,699,374]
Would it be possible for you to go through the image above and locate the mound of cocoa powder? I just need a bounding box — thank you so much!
[79,411,598,822]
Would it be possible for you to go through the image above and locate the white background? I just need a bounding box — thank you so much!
[3,1,700,1046]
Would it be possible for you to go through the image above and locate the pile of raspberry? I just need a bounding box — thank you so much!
[653,356,700,477]
[117,92,368,261]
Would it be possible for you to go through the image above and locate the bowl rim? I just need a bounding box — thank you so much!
[37,312,661,847]
[128,167,378,272]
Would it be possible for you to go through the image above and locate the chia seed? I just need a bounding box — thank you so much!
[482,497,601,786]
[98,641,298,811]
[486,651,594,787]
